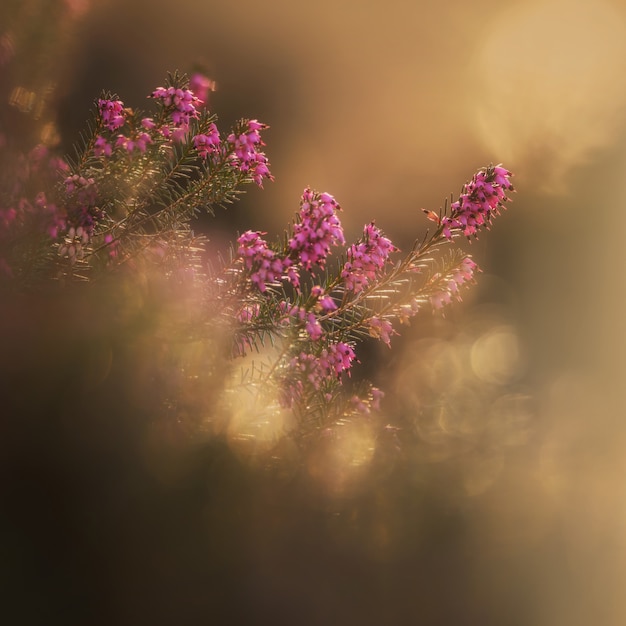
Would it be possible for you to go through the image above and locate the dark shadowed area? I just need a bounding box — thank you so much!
[2,1,626,624]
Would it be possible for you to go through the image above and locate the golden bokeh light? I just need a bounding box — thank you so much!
[471,325,526,386]
[473,0,626,192]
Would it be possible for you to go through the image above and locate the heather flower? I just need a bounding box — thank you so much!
[64,175,96,201]
[288,189,345,270]
[237,230,284,292]
[367,316,395,346]
[98,98,125,131]
[288,305,324,341]
[227,120,273,187]
[193,124,221,158]
[397,300,421,324]
[94,135,112,157]
[437,165,514,240]
[34,193,65,239]
[429,256,478,309]
[189,72,216,107]
[103,233,119,259]
[350,387,385,414]
[141,117,156,130]
[311,286,337,312]
[285,341,356,404]
[287,352,325,392]
[58,225,90,262]
[342,221,396,292]
[62,175,100,239]
[115,132,152,153]
[151,86,200,127]
[248,152,272,188]
[237,304,260,324]
[319,341,357,378]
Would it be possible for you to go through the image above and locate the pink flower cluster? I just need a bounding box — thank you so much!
[95,99,155,156]
[227,120,273,187]
[98,99,125,131]
[189,72,216,108]
[151,86,201,127]
[311,285,337,312]
[430,256,478,309]
[193,123,221,158]
[288,189,345,271]
[342,221,396,292]
[440,165,514,239]
[0,146,69,270]
[236,230,285,293]
[115,126,153,154]
[367,316,395,346]
[351,387,384,414]
[61,174,101,253]
[320,341,357,377]
[287,305,324,340]
[287,341,357,392]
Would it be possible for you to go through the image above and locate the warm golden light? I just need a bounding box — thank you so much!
[473,0,626,192]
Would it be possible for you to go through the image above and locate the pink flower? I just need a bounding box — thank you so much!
[440,165,514,240]
[287,341,356,390]
[430,256,479,309]
[98,99,125,131]
[189,72,216,107]
[367,316,395,346]
[342,221,396,292]
[237,230,285,292]
[319,341,357,378]
[103,233,119,259]
[288,189,345,271]
[94,135,112,157]
[305,312,323,340]
[115,132,152,153]
[193,124,221,158]
[151,86,201,127]
[227,120,273,187]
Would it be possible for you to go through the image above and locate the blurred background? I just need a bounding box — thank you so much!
[2,0,626,624]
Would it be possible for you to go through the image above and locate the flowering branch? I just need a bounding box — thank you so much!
[0,70,514,445]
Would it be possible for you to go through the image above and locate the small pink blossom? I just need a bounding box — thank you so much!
[151,86,200,127]
[430,257,479,309]
[227,120,273,187]
[115,133,152,153]
[94,135,112,157]
[103,233,119,259]
[319,342,357,378]
[440,165,514,240]
[288,189,345,271]
[367,316,395,346]
[98,98,125,131]
[189,73,216,108]
[237,230,285,292]
[193,124,221,158]
[342,221,396,292]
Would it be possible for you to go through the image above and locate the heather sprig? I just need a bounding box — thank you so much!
[0,68,515,448]
[229,165,514,427]
[0,72,275,284]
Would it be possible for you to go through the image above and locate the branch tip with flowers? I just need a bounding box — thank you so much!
[0,70,514,446]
